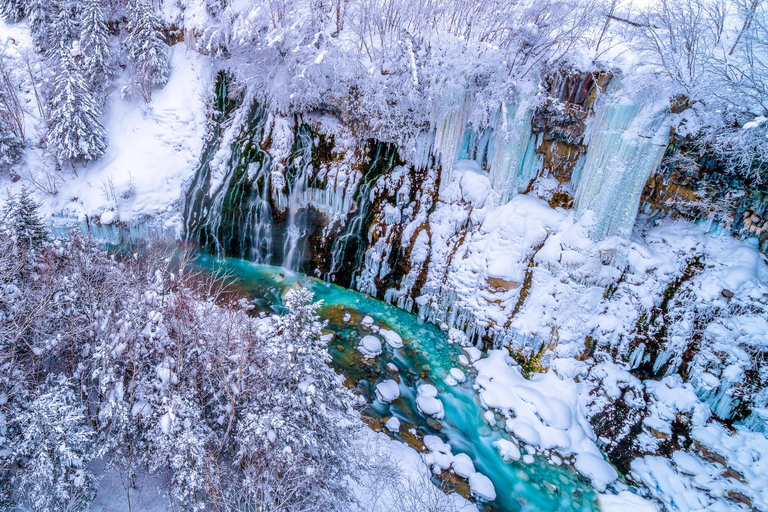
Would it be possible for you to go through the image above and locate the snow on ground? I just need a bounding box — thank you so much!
[351,429,477,512]
[53,44,212,229]
[474,349,618,491]
[393,161,768,509]
[1,21,212,234]
[89,427,476,512]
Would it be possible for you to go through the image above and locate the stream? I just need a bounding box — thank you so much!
[197,255,600,512]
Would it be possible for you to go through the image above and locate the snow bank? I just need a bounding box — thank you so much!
[475,350,617,490]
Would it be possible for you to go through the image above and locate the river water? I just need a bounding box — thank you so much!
[198,255,599,512]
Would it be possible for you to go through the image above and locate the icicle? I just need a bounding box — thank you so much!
[433,94,471,192]
[487,102,541,202]
[574,79,671,240]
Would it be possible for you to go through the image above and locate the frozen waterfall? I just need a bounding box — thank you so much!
[573,81,671,240]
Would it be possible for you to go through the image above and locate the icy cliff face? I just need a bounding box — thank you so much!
[183,71,768,511]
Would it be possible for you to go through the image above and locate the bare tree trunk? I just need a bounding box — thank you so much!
[729,0,761,55]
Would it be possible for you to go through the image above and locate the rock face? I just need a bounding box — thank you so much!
[184,71,768,511]
[641,134,768,251]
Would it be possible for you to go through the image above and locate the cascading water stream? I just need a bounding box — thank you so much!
[197,256,603,512]
[326,143,400,286]
[281,124,315,270]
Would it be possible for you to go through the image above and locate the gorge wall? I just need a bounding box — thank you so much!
[182,70,768,510]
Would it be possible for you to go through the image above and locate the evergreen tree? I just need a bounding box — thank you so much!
[46,0,80,59]
[26,0,53,49]
[79,0,113,93]
[234,289,361,509]
[47,46,107,161]
[0,0,24,23]
[0,91,23,170]
[1,188,48,250]
[126,0,170,102]
[14,376,97,512]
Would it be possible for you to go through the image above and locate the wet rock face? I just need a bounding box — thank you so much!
[585,365,649,474]
[641,133,768,251]
[531,70,611,185]
[532,102,588,144]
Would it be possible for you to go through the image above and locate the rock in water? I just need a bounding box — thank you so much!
[375,379,400,403]
[358,335,382,358]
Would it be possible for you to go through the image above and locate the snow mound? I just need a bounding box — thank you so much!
[385,416,401,432]
[574,453,618,492]
[375,379,400,403]
[379,328,403,348]
[452,453,475,478]
[475,350,618,490]
[468,472,496,501]
[416,384,444,419]
[493,439,521,461]
[598,492,659,512]
[358,335,382,358]
[423,435,453,472]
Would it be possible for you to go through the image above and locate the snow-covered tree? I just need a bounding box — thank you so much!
[234,288,362,509]
[79,0,114,94]
[26,0,54,49]
[126,0,170,102]
[14,376,97,512]
[47,45,107,162]
[1,188,48,249]
[0,0,24,23]
[46,0,79,58]
[0,106,23,171]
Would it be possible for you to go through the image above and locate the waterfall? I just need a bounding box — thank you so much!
[326,142,400,286]
[487,102,541,202]
[281,124,314,270]
[573,80,671,240]
[184,101,272,260]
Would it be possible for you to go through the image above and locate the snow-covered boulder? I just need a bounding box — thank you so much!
[379,328,403,348]
[385,416,401,432]
[452,453,475,478]
[358,335,382,358]
[416,384,444,419]
[375,379,400,403]
[493,439,521,461]
[468,472,496,501]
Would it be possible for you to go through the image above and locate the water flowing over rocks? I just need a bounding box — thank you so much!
[184,71,768,511]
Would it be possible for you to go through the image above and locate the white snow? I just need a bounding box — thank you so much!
[361,315,374,327]
[598,491,659,512]
[358,335,382,358]
[375,379,400,403]
[493,439,521,461]
[385,416,401,432]
[51,44,211,229]
[423,435,453,472]
[379,328,403,348]
[449,367,466,382]
[468,472,496,501]
[100,210,118,225]
[474,350,618,490]
[451,453,475,478]
[416,384,445,419]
